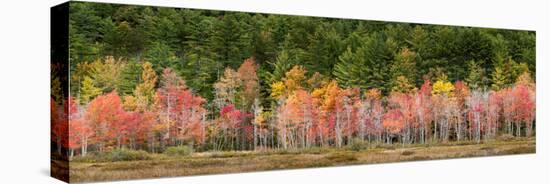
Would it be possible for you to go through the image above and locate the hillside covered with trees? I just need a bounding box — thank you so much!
[51,2,536,158]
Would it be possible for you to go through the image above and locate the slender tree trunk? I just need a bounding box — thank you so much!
[476,113,481,143]
[335,111,342,148]
[81,136,88,156]
[516,122,521,137]
[253,125,257,150]
[434,119,438,143]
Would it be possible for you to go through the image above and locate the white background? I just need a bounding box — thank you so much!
[0,0,548,183]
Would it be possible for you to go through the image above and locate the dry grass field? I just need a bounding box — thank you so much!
[69,138,535,183]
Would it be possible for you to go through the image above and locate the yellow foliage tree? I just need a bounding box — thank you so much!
[391,76,416,93]
[365,88,382,100]
[515,71,535,90]
[80,76,102,104]
[283,65,306,92]
[270,65,307,99]
[432,78,454,96]
[320,80,340,112]
[270,81,286,98]
[134,62,158,111]
[90,56,126,93]
[122,95,138,111]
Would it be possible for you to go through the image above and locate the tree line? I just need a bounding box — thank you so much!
[51,2,536,157]
[66,2,535,101]
[52,57,535,157]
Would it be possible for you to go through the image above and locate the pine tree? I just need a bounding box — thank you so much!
[68,2,104,64]
[409,26,430,58]
[389,48,418,92]
[490,34,514,91]
[80,76,102,104]
[118,60,142,95]
[391,76,415,93]
[250,15,276,64]
[182,17,217,100]
[143,41,177,73]
[465,60,486,90]
[265,49,294,85]
[305,24,343,76]
[333,32,393,92]
[333,47,358,88]
[343,32,365,53]
[491,58,513,91]
[208,13,251,70]
[181,53,216,100]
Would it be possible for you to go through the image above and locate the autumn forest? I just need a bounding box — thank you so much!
[51,2,536,182]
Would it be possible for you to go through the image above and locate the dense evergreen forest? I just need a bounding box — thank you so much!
[51,2,535,157]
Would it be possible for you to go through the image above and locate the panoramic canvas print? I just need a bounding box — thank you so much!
[51,1,536,183]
